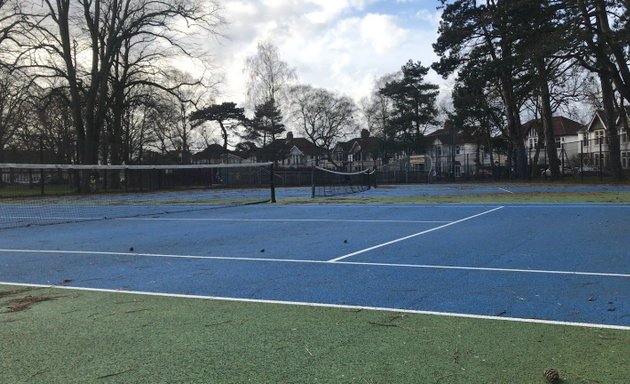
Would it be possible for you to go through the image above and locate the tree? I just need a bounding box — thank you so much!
[190,102,247,151]
[379,60,439,154]
[434,0,530,178]
[244,40,297,109]
[570,0,628,179]
[451,68,506,176]
[22,0,222,166]
[244,98,285,147]
[0,69,33,159]
[0,0,26,65]
[288,85,355,164]
[36,85,76,163]
[510,0,577,179]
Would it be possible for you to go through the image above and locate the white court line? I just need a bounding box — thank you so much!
[1,281,629,331]
[498,187,514,194]
[1,216,449,224]
[327,206,505,262]
[5,245,627,278]
[118,217,450,224]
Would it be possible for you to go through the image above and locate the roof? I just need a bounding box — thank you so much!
[426,125,472,145]
[192,144,229,161]
[264,137,325,156]
[585,106,630,132]
[521,116,584,137]
[337,136,384,154]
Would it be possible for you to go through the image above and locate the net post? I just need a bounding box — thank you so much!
[39,138,45,195]
[124,168,129,193]
[311,166,315,198]
[269,163,276,203]
[40,168,45,195]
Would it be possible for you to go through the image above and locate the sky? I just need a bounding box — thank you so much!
[204,0,446,107]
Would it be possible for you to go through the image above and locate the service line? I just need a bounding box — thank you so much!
[327,206,505,262]
[1,246,629,278]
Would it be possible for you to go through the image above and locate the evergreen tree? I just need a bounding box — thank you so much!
[379,60,439,154]
[190,102,246,150]
[245,98,285,147]
[434,0,530,178]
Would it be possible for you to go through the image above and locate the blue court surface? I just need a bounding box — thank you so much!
[1,185,629,330]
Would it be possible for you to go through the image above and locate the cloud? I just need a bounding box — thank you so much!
[204,0,443,107]
[359,13,408,54]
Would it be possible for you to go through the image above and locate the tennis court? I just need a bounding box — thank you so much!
[1,183,629,330]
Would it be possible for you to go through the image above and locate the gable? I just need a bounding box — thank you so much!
[289,146,304,156]
[586,111,607,132]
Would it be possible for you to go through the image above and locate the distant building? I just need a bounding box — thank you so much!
[261,132,325,168]
[579,108,630,170]
[192,144,245,164]
[521,116,584,167]
[426,121,507,178]
[331,129,384,171]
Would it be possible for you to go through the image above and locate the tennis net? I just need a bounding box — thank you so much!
[0,162,275,230]
[311,166,374,198]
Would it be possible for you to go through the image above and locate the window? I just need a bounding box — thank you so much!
[623,152,629,169]
[583,133,588,147]
[455,146,461,155]
[596,130,606,145]
[556,137,561,148]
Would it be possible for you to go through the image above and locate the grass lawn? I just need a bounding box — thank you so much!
[1,285,629,383]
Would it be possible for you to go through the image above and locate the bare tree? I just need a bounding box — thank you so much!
[36,85,77,163]
[0,0,27,65]
[288,84,356,164]
[244,40,297,110]
[20,0,222,168]
[361,73,398,140]
[0,69,31,160]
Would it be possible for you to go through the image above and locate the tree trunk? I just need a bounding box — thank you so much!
[537,59,561,179]
[600,72,623,180]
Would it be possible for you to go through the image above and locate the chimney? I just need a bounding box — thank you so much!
[286,131,294,139]
[360,129,370,139]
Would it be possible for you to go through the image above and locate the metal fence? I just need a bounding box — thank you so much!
[529,136,630,179]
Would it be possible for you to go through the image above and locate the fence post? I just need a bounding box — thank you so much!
[580,140,584,183]
[560,143,564,179]
[599,140,604,181]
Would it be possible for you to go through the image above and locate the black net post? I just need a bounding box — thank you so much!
[311,166,316,198]
[39,137,45,195]
[270,163,276,203]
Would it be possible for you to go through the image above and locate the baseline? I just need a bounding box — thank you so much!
[1,281,628,331]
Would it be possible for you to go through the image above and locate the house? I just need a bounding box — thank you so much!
[578,108,630,170]
[426,121,507,178]
[331,129,385,171]
[522,116,584,168]
[192,144,245,164]
[260,132,325,168]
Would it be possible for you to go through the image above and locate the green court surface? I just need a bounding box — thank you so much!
[1,284,629,383]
